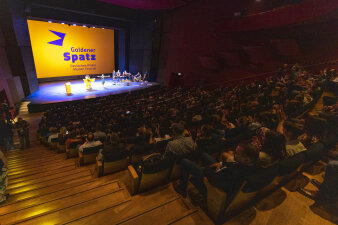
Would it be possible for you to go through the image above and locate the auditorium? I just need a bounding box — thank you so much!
[0,0,337,224]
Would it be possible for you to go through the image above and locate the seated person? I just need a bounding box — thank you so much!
[65,130,83,149]
[163,123,196,160]
[48,127,58,143]
[298,116,327,149]
[97,133,127,161]
[173,141,259,198]
[254,130,286,168]
[93,123,107,141]
[78,132,102,153]
[282,121,307,157]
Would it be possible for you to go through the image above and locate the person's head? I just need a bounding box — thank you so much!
[171,123,184,137]
[60,126,67,135]
[110,132,119,144]
[51,127,58,134]
[18,117,23,123]
[262,131,286,160]
[283,120,303,141]
[87,132,94,142]
[234,141,259,166]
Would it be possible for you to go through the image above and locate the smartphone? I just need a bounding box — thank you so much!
[126,111,130,114]
[66,131,69,135]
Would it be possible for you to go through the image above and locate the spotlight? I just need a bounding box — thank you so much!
[92,26,96,28]
[61,22,65,24]
[82,25,86,27]
[48,20,52,23]
[102,27,104,29]
[73,24,77,26]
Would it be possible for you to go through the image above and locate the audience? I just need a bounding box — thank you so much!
[163,123,196,160]
[173,141,259,198]
[78,132,102,153]
[36,64,336,209]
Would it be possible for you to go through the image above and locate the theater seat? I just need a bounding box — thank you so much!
[79,145,103,166]
[204,178,257,223]
[49,138,58,150]
[96,156,129,177]
[169,161,181,180]
[66,141,82,158]
[128,154,172,195]
[277,152,306,184]
[246,165,279,197]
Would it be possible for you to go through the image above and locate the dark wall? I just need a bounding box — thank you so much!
[157,0,338,87]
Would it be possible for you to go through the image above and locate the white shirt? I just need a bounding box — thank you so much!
[78,140,102,152]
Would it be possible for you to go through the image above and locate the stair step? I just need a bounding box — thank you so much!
[8,156,70,172]
[0,182,124,225]
[8,164,77,185]
[118,198,195,225]
[0,180,120,216]
[8,170,91,195]
[67,186,180,225]
[2,176,94,206]
[7,168,90,190]
[8,161,75,178]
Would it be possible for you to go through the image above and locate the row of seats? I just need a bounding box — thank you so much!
[205,139,334,224]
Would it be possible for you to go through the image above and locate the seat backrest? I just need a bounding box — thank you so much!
[83,145,103,155]
[51,137,59,143]
[279,152,305,175]
[242,164,279,193]
[304,141,325,161]
[68,141,82,149]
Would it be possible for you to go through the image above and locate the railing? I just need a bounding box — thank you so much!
[224,0,338,31]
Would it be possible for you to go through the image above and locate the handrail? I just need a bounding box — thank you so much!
[224,0,338,31]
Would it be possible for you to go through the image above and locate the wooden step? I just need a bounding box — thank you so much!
[0,179,120,216]
[8,162,75,178]
[8,157,70,172]
[3,176,94,206]
[7,168,90,190]
[7,153,65,166]
[117,198,195,225]
[8,170,91,195]
[67,186,180,225]
[8,164,76,185]
[0,182,124,224]
[168,210,214,225]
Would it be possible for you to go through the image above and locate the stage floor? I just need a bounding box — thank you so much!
[25,80,159,111]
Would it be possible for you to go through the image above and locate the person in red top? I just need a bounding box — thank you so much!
[65,130,82,149]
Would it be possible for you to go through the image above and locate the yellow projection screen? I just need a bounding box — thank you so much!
[27,19,115,78]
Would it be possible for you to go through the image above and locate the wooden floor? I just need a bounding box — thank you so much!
[2,95,337,225]
[1,109,213,225]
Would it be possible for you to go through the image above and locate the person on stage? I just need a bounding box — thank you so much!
[97,74,109,87]
[135,72,142,82]
[83,75,95,90]
[116,70,121,83]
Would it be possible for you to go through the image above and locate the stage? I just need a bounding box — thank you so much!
[25,79,159,112]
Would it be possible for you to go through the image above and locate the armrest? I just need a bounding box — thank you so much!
[128,165,139,195]
[96,160,103,177]
[203,177,227,222]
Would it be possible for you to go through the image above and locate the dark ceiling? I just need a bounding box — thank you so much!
[97,0,190,10]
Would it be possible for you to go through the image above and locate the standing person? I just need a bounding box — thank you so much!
[16,117,30,149]
[0,118,14,150]
[0,149,9,204]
